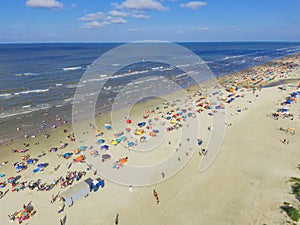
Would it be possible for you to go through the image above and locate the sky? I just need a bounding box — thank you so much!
[0,0,300,43]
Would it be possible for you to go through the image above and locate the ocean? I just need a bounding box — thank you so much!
[0,42,300,143]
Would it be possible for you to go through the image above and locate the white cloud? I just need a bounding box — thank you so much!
[78,12,104,21]
[180,1,207,10]
[106,16,127,24]
[71,3,77,8]
[196,26,209,31]
[81,21,103,29]
[26,0,63,8]
[120,0,167,11]
[131,13,150,19]
[109,10,128,17]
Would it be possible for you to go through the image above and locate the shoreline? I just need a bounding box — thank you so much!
[1,52,299,146]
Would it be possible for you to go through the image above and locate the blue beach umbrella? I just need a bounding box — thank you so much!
[105,124,111,129]
[128,142,134,147]
[138,122,146,127]
[120,136,127,141]
[16,165,23,171]
[101,145,109,150]
[97,139,105,144]
[27,159,34,165]
[37,163,46,168]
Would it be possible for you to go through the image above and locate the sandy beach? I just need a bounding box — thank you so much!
[1,53,300,225]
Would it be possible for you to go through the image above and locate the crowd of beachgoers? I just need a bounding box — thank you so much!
[0,53,300,224]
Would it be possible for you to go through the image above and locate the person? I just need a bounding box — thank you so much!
[115,214,119,225]
[153,189,160,204]
[50,194,55,203]
[60,218,64,225]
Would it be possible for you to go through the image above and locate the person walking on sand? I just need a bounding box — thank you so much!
[153,189,160,204]
[115,213,119,225]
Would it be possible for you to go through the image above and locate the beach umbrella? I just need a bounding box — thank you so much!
[138,122,146,127]
[75,155,84,162]
[166,116,171,120]
[26,159,34,165]
[197,139,203,145]
[102,154,111,160]
[105,123,111,129]
[120,136,127,141]
[126,119,132,124]
[153,129,159,133]
[63,152,72,159]
[119,157,128,164]
[135,130,143,135]
[111,140,118,145]
[128,142,134,147]
[37,163,46,168]
[97,139,105,144]
[149,131,156,136]
[101,145,109,150]
[116,138,122,143]
[16,164,23,171]
[79,146,88,151]
[125,128,131,132]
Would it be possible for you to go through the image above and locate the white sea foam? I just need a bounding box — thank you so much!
[0,93,13,99]
[0,103,50,119]
[63,66,82,71]
[15,72,40,76]
[223,55,246,60]
[14,89,50,95]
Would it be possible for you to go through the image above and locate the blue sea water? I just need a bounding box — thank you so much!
[0,42,300,143]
